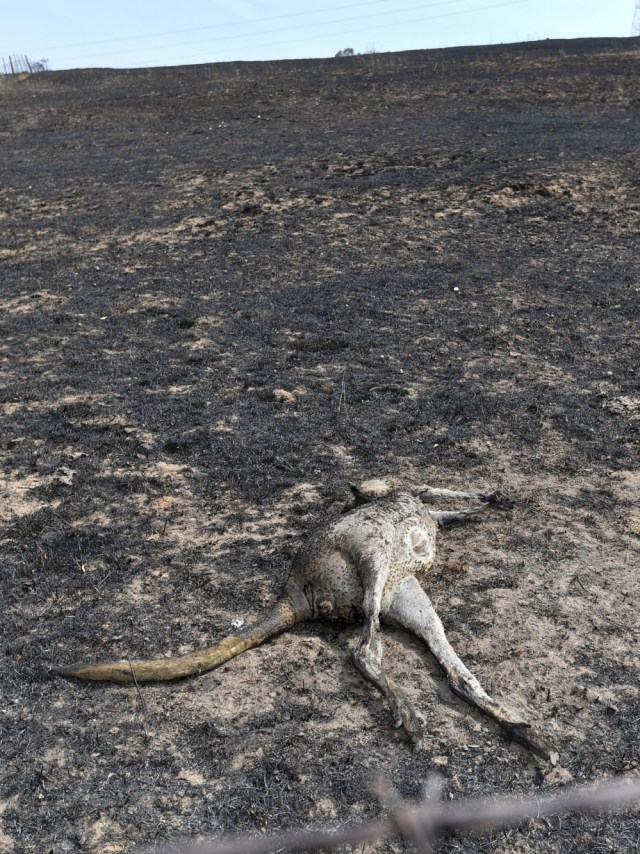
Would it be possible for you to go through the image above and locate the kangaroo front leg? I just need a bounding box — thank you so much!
[429,505,499,526]
[352,617,423,749]
[383,576,557,763]
[415,486,492,501]
[418,486,514,526]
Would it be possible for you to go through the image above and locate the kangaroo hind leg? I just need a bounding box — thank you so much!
[383,576,557,763]
[352,615,424,749]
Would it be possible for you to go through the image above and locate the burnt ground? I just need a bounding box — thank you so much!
[1,36,639,853]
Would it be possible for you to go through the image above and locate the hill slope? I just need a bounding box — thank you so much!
[1,38,639,853]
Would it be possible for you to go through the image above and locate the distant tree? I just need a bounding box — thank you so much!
[335,48,355,58]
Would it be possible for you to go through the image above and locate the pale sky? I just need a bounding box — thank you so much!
[3,0,637,71]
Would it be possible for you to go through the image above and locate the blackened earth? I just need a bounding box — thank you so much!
[1,37,639,853]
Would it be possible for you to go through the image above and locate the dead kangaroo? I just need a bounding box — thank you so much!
[52,480,557,764]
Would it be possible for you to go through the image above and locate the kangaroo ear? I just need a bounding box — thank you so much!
[349,483,368,505]
[349,479,391,505]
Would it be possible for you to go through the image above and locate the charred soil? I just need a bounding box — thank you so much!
[1,37,639,853]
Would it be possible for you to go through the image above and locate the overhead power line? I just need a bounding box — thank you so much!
[39,0,530,66]
[17,0,445,52]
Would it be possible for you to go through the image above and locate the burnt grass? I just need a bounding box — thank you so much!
[1,37,639,853]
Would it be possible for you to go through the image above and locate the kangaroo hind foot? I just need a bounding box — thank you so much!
[352,616,424,750]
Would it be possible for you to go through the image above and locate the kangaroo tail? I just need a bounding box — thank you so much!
[50,595,305,684]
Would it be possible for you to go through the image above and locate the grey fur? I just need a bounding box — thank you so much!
[286,482,556,762]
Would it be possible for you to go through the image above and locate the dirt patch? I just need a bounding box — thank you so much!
[1,37,639,853]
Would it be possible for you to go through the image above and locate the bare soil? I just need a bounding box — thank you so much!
[1,37,639,853]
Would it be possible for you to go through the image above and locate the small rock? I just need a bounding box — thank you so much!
[273,388,296,404]
[54,467,75,485]
[545,766,573,785]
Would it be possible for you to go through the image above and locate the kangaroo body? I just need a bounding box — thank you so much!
[52,482,557,763]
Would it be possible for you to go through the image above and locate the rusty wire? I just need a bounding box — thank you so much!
[146,773,640,854]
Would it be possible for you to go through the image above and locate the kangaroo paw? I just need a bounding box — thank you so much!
[393,696,423,751]
[480,491,514,510]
